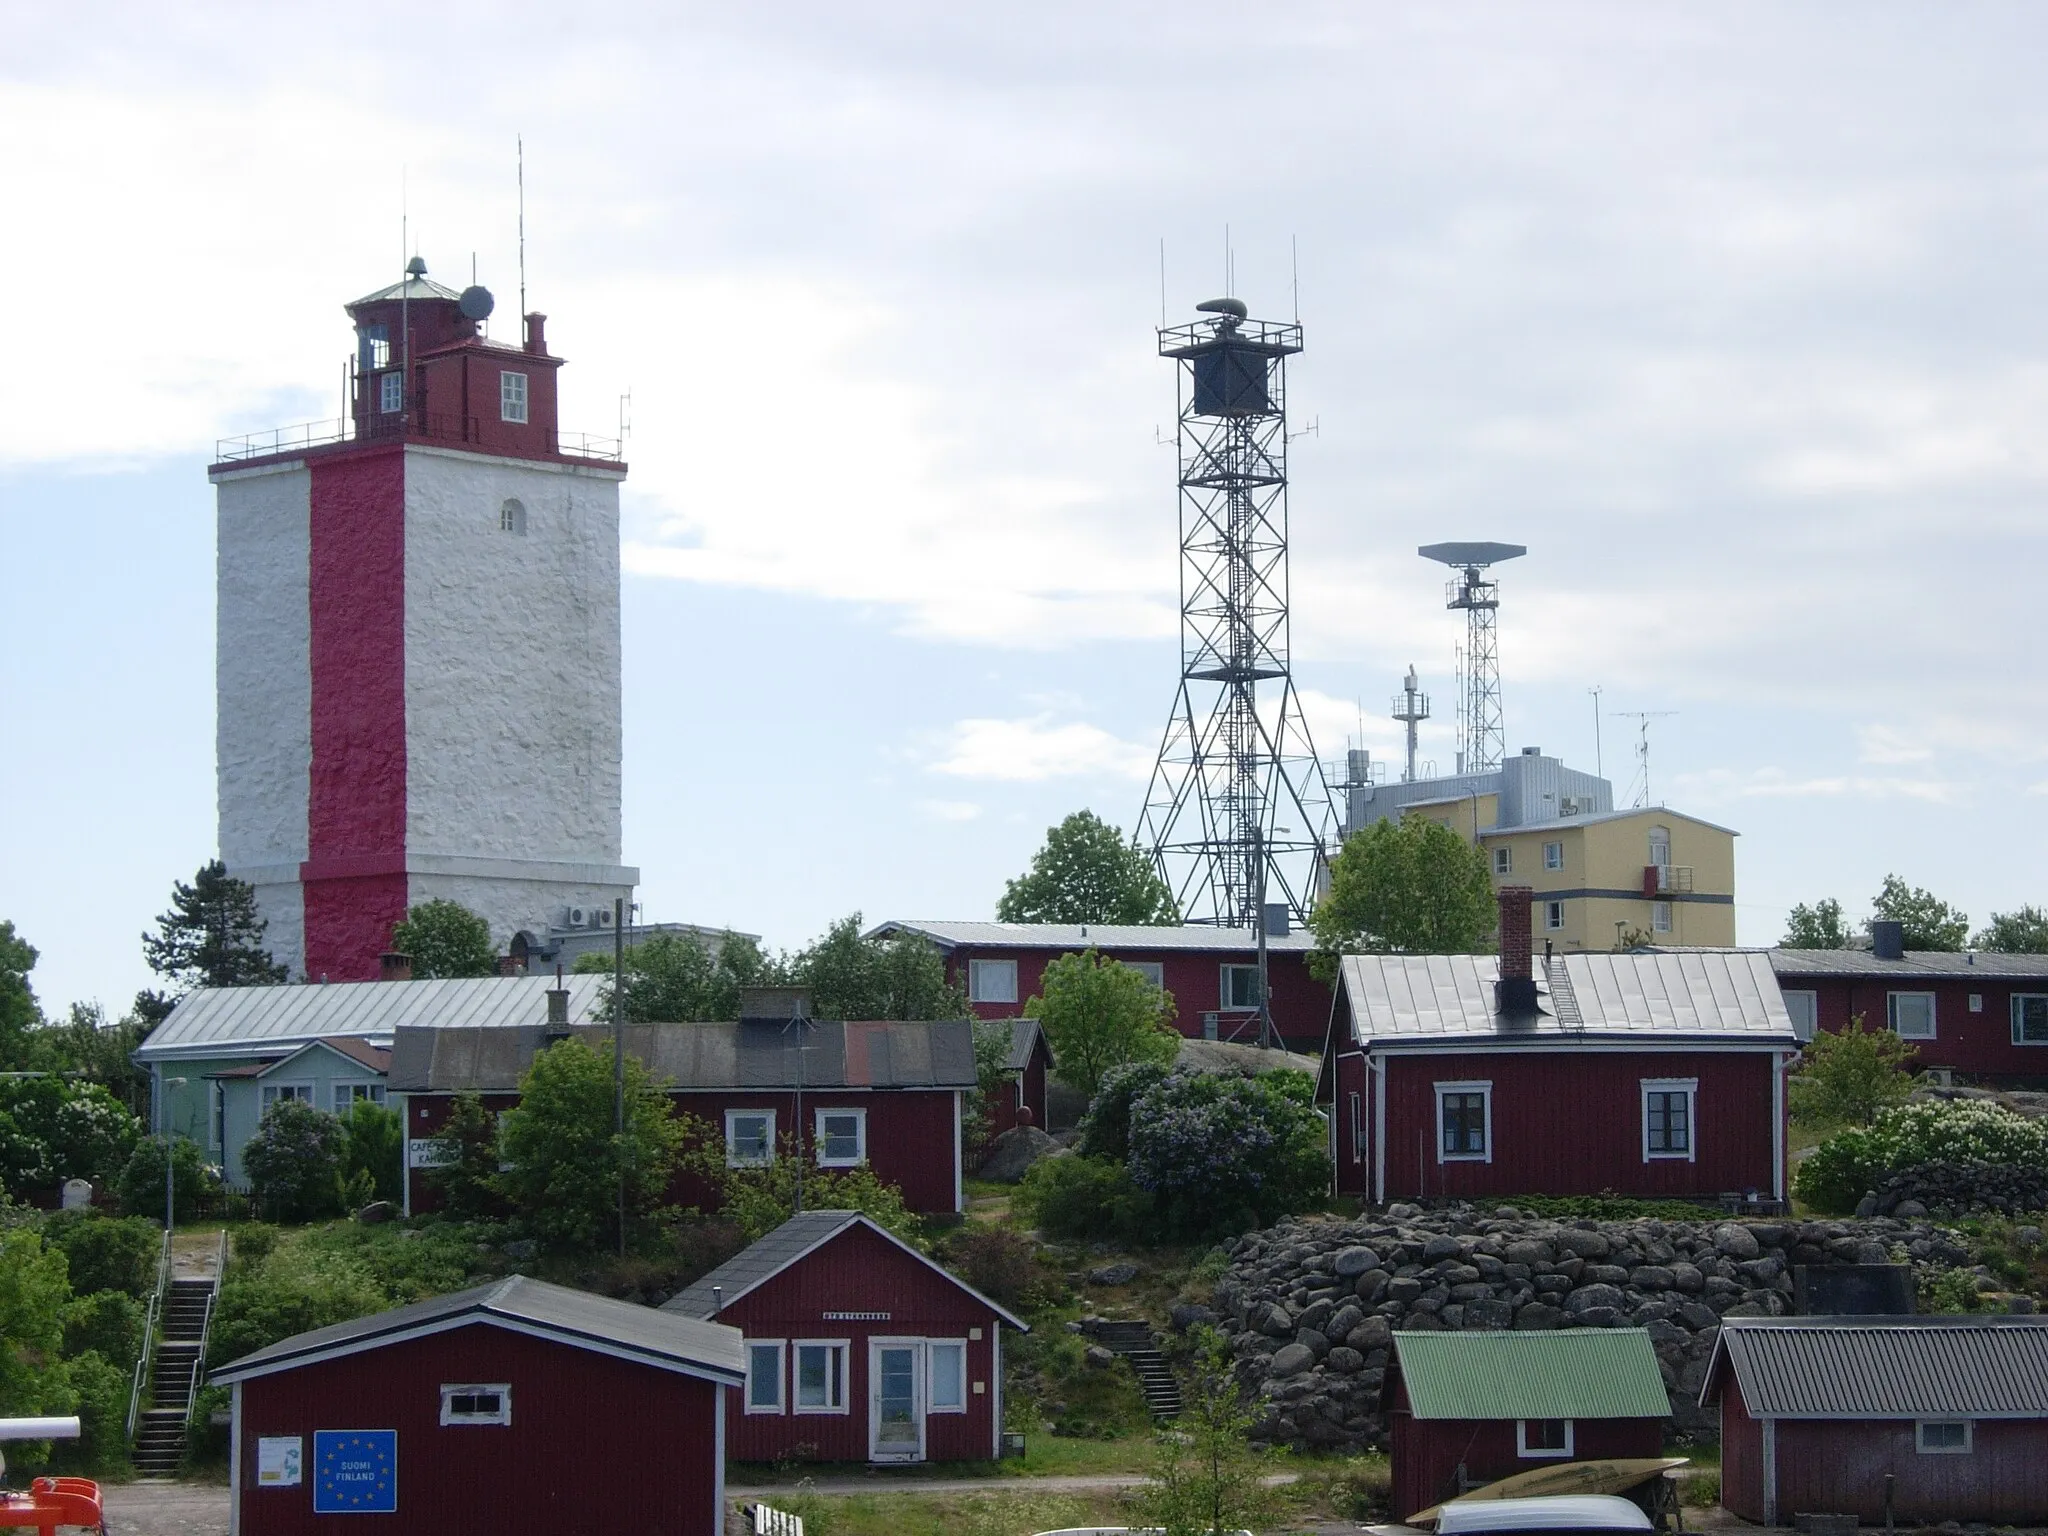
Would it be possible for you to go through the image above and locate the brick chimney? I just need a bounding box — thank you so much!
[524,312,548,355]
[1494,886,1539,1016]
[379,951,413,982]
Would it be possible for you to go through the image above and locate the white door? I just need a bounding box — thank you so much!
[869,1339,924,1462]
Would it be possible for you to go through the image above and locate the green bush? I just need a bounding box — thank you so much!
[1794,1100,2048,1214]
[207,1246,388,1369]
[1075,1060,1174,1162]
[1125,1069,1330,1242]
[234,1222,279,1267]
[48,1350,130,1476]
[1017,1154,1154,1242]
[63,1289,144,1366]
[945,1224,1047,1310]
[40,1211,160,1297]
[115,1136,219,1223]
[425,1094,507,1221]
[340,1102,404,1205]
[1508,1195,1719,1222]
[1788,1015,1918,1128]
[244,1099,348,1222]
[0,1076,143,1195]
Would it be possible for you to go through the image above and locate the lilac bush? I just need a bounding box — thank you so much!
[1125,1069,1328,1241]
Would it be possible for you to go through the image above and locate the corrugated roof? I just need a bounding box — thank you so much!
[210,1275,743,1385]
[254,1037,391,1077]
[663,1210,1028,1332]
[1005,1017,1049,1072]
[1393,1329,1670,1420]
[1771,948,2048,980]
[388,1019,977,1094]
[140,976,609,1061]
[871,919,1318,954]
[347,275,464,307]
[1704,1317,2048,1418]
[1340,950,1797,1046]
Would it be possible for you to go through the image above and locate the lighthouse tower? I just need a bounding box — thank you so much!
[211,261,636,981]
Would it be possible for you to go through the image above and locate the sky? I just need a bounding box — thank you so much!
[5,2,2048,1016]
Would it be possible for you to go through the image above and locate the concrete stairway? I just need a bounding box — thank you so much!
[131,1279,215,1477]
[1095,1320,1182,1419]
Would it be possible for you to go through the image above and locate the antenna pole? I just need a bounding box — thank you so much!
[1589,686,1604,779]
[517,136,527,327]
[1158,237,1167,329]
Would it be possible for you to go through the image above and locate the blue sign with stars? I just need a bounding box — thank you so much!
[313,1430,397,1514]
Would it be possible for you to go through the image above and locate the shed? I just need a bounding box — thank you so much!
[662,1210,1027,1463]
[1385,1329,1670,1520]
[1702,1315,2048,1525]
[211,1275,743,1536]
[986,1018,1053,1140]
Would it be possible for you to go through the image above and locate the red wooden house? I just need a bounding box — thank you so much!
[986,1018,1053,1139]
[662,1209,1028,1463]
[871,919,1333,1054]
[1321,888,1800,1205]
[392,1016,974,1216]
[1386,1329,1671,1520]
[211,1276,744,1536]
[1772,928,2048,1082]
[1703,1316,2048,1526]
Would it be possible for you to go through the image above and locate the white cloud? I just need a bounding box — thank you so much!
[926,716,1152,783]
[1856,724,1934,766]
[918,799,983,823]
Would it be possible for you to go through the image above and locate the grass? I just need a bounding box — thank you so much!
[742,1486,1127,1536]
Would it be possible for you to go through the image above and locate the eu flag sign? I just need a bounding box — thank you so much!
[313,1430,397,1514]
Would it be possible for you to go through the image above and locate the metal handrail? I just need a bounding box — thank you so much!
[215,413,625,465]
[183,1230,230,1429]
[126,1231,172,1442]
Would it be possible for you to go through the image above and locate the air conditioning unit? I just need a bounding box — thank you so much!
[594,906,615,929]
[565,905,590,930]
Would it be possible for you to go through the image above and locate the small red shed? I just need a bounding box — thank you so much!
[210,1276,744,1536]
[985,1018,1053,1140]
[1321,889,1799,1205]
[1385,1328,1671,1521]
[1703,1315,2048,1526]
[663,1209,1028,1464]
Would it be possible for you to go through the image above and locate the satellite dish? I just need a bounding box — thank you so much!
[404,255,427,278]
[459,286,496,321]
[1419,541,1527,569]
[1195,297,1249,321]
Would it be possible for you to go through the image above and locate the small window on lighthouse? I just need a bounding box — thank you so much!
[378,372,403,415]
[499,499,527,536]
[500,370,529,424]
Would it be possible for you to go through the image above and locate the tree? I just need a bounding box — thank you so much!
[339,1101,403,1204]
[964,1020,1013,1155]
[573,930,774,1021]
[997,810,1178,925]
[0,1077,142,1197]
[1023,948,1180,1098]
[1124,1068,1329,1241]
[1308,817,1496,973]
[1977,906,2048,954]
[0,1228,75,1427]
[44,1002,153,1118]
[1782,898,1852,950]
[0,921,50,1073]
[243,1099,348,1222]
[141,860,287,991]
[680,1120,923,1246]
[1869,875,1969,952]
[1133,1325,1274,1536]
[426,1094,506,1221]
[1788,1015,1920,1129]
[115,1135,219,1224]
[495,1037,684,1252]
[388,899,498,979]
[788,916,968,1021]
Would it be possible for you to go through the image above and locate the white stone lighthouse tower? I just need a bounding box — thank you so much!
[211,262,636,981]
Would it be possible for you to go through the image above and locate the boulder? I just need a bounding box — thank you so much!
[1559,1230,1611,1259]
[1170,1303,1218,1332]
[1296,1327,1332,1359]
[1669,1262,1705,1293]
[1327,1303,1365,1340]
[1326,1346,1366,1374]
[1088,1262,1140,1286]
[978,1125,1059,1183]
[1333,1245,1381,1277]
[1714,1224,1761,1260]
[1514,1302,1563,1330]
[1269,1342,1316,1377]
[1565,1283,1627,1314]
[1084,1345,1116,1369]
[1462,1298,1514,1330]
[1634,1266,1676,1291]
[1423,1234,1465,1261]
[1297,1298,1335,1335]
[355,1200,399,1225]
[1346,1317,1393,1351]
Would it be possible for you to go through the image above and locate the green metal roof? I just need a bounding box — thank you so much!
[1392,1329,1670,1420]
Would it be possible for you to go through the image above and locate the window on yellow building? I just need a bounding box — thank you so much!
[1493,847,1512,875]
[1543,841,1563,871]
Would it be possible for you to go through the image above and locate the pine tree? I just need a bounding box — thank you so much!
[141,860,288,991]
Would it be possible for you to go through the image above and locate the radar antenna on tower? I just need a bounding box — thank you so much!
[1137,295,1333,929]
[1391,666,1430,784]
[1419,541,1525,774]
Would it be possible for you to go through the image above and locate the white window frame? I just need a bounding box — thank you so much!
[814,1107,867,1167]
[1651,901,1673,934]
[1123,961,1164,989]
[500,369,529,423]
[1641,1077,1698,1163]
[1221,964,1262,1011]
[926,1339,968,1414]
[439,1383,512,1426]
[1782,990,1818,1043]
[1916,1419,1972,1454]
[259,1082,314,1113]
[1648,826,1672,867]
[1493,846,1513,876]
[1348,1090,1364,1163]
[2014,995,2048,1046]
[1435,1080,1492,1164]
[1543,841,1564,871]
[332,1082,386,1114]
[725,1109,776,1168]
[967,958,1017,1004]
[377,370,402,414]
[1517,1418,1575,1459]
[1889,991,1937,1041]
[499,498,526,536]
[745,1340,786,1415]
[792,1339,851,1415]
[1544,900,1564,932]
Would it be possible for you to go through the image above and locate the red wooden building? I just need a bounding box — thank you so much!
[1385,1329,1670,1520]
[1772,933,2048,1082]
[870,920,1332,1054]
[211,1276,743,1536]
[986,1019,1053,1139]
[662,1209,1027,1463]
[1703,1315,2048,1526]
[1320,888,1800,1205]
[392,1016,974,1216]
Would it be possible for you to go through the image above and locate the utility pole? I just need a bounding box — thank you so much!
[1588,686,1604,780]
[613,896,626,1259]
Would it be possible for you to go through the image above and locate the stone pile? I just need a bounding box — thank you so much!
[1207,1205,1975,1452]
[1866,1161,2048,1220]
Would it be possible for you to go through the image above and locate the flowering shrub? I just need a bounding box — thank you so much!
[1795,1100,2048,1214]
[0,1078,141,1196]
[1017,1153,1155,1243]
[1076,1061,1175,1162]
[1125,1069,1328,1241]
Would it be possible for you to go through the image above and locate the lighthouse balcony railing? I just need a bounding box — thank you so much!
[216,414,624,465]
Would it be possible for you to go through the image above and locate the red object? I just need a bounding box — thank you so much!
[982,1025,1052,1142]
[1497,886,1533,981]
[230,1322,724,1536]
[1778,964,2048,1079]
[0,1476,103,1534]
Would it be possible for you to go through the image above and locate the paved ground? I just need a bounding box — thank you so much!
[103,1482,228,1536]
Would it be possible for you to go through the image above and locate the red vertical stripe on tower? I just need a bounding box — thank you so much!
[302,447,409,980]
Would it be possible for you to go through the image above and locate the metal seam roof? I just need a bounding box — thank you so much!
[139,976,610,1058]
[1393,1329,1670,1420]
[871,919,1319,954]
[1770,948,2048,979]
[1707,1318,2048,1418]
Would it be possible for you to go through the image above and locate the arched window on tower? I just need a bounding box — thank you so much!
[500,498,527,536]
